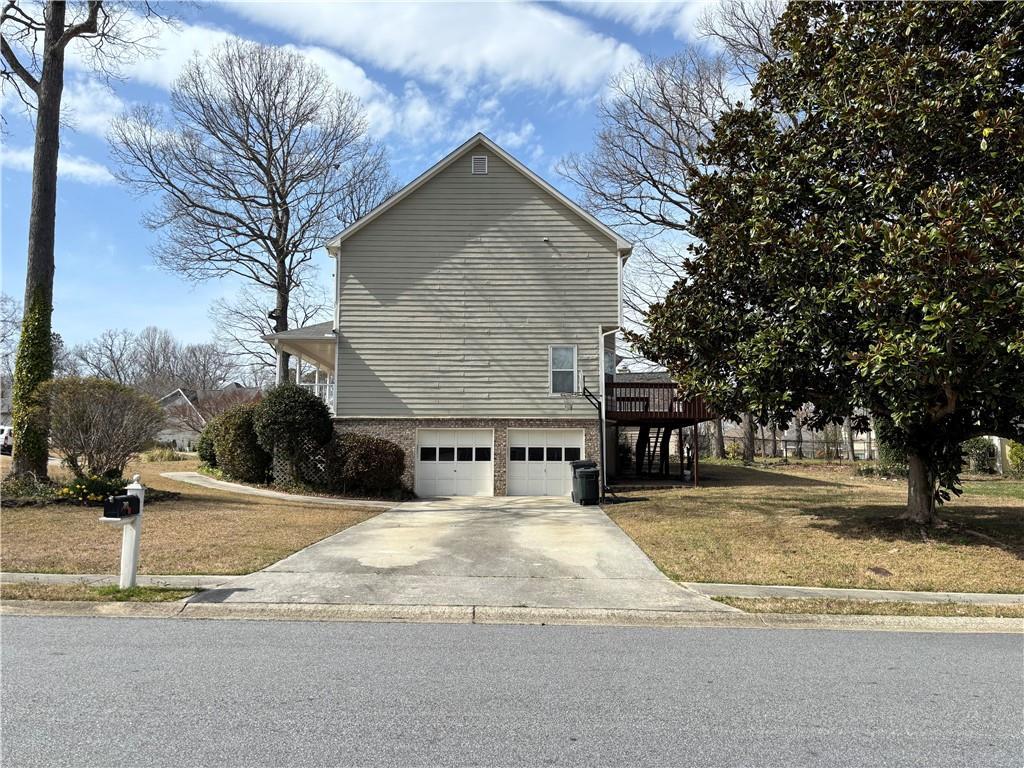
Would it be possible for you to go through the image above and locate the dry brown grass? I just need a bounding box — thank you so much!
[716,596,1024,618]
[0,583,193,602]
[605,462,1024,593]
[1,457,379,575]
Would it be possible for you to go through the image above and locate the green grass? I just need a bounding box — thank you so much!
[1,583,194,602]
[961,479,1024,502]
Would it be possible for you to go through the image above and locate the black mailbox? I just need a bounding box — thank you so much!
[103,494,139,519]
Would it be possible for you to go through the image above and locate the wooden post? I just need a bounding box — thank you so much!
[693,423,699,488]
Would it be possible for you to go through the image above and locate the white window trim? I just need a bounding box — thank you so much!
[548,344,578,396]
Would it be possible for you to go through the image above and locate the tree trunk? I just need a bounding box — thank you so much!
[844,416,857,462]
[794,415,804,459]
[905,452,937,525]
[273,268,291,384]
[712,418,726,459]
[10,3,67,480]
[770,423,779,458]
[741,413,755,464]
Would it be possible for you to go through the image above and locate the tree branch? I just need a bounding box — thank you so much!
[0,33,38,92]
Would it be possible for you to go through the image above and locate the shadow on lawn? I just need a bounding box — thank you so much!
[698,463,841,489]
[798,500,1024,557]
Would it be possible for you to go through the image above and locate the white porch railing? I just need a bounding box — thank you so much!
[299,382,336,415]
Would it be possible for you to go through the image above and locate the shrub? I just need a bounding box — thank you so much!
[725,442,744,461]
[0,473,57,504]
[333,432,405,496]
[143,446,185,463]
[212,404,271,483]
[196,417,221,467]
[961,437,995,474]
[56,475,127,505]
[876,436,908,478]
[39,377,163,479]
[253,384,333,479]
[1008,441,1024,478]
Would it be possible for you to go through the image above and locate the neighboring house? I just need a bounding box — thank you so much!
[157,384,262,450]
[267,134,712,497]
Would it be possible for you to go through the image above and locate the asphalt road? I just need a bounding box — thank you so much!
[2,617,1021,768]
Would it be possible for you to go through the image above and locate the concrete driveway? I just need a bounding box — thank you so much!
[191,496,729,612]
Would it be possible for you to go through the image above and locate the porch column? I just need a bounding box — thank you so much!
[275,348,285,385]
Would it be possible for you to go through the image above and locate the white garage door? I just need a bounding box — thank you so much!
[415,429,494,497]
[507,429,585,496]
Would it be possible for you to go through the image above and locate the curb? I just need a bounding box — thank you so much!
[3,600,1021,634]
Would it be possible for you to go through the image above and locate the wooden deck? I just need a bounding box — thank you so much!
[605,382,713,425]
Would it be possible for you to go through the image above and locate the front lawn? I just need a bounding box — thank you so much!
[0,458,380,575]
[605,462,1024,594]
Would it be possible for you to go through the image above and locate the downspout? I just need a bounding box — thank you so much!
[599,326,619,499]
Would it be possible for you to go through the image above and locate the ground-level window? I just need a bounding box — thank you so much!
[550,345,577,394]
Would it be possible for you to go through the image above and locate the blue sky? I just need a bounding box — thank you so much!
[1,1,706,346]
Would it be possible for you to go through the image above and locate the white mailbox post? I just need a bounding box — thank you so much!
[98,474,145,589]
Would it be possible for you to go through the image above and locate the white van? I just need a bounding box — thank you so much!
[0,425,12,455]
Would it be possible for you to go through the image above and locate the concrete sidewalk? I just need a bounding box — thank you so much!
[6,572,1019,607]
[188,496,731,612]
[160,472,395,509]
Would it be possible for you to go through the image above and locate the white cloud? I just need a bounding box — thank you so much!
[1,144,114,184]
[229,1,641,96]
[565,1,710,40]
[62,76,125,137]
[495,121,536,150]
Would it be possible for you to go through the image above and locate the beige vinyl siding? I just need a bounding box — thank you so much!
[335,146,619,418]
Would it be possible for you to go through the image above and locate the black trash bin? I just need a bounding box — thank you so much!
[570,460,600,505]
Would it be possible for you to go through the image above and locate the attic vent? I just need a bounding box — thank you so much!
[471,155,488,175]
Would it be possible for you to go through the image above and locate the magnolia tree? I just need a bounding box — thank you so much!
[632,2,1024,523]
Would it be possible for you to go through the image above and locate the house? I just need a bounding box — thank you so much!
[157,384,262,450]
[266,134,711,496]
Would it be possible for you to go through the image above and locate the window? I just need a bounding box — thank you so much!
[438,447,455,462]
[510,447,526,461]
[528,447,544,461]
[471,155,488,175]
[546,447,563,462]
[475,447,492,461]
[549,345,577,394]
[565,447,581,462]
[457,447,473,462]
[419,447,437,462]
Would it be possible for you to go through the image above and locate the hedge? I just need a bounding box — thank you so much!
[213,404,271,483]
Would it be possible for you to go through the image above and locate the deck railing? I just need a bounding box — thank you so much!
[606,382,710,422]
[299,382,336,415]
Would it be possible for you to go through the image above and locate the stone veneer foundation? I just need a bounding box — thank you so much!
[334,417,600,496]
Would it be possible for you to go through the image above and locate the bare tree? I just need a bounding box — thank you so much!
[560,0,783,349]
[176,342,235,392]
[72,328,136,384]
[133,325,179,395]
[1,0,171,478]
[111,39,396,384]
[210,275,331,374]
[0,293,21,381]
